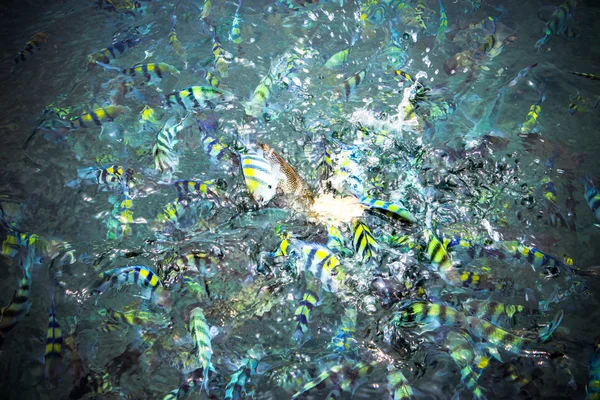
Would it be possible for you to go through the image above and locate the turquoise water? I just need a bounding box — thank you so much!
[1,0,600,398]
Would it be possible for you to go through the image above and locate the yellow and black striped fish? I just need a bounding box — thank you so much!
[14,32,49,64]
[153,117,189,174]
[210,27,230,77]
[340,65,370,99]
[387,366,415,400]
[87,37,140,69]
[292,290,319,344]
[45,298,63,385]
[169,15,188,65]
[568,71,600,81]
[240,147,281,206]
[69,105,130,130]
[360,196,417,223]
[291,361,373,399]
[155,198,190,225]
[173,179,227,204]
[352,219,378,263]
[164,86,232,110]
[229,0,243,45]
[118,63,180,84]
[0,270,32,342]
[535,0,578,50]
[390,301,465,332]
[568,94,586,115]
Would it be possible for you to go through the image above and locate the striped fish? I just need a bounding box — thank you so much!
[14,32,49,64]
[0,270,32,341]
[165,86,232,110]
[155,198,190,225]
[169,15,188,65]
[211,27,230,77]
[291,361,373,399]
[535,0,578,50]
[188,307,215,389]
[520,92,547,135]
[229,0,243,45]
[582,176,600,224]
[352,219,378,263]
[161,251,220,280]
[589,342,600,400]
[87,37,141,69]
[289,240,345,293]
[437,0,448,42]
[466,312,563,358]
[360,196,417,223]
[117,63,180,85]
[45,297,63,385]
[240,148,280,206]
[569,94,586,115]
[445,331,487,400]
[424,228,452,269]
[387,366,415,400]
[245,69,276,118]
[103,307,169,329]
[340,64,370,99]
[502,241,572,276]
[224,357,259,400]
[292,290,319,344]
[69,105,130,130]
[329,307,357,354]
[463,298,531,327]
[390,301,465,333]
[327,225,351,256]
[315,140,333,182]
[153,117,188,174]
[568,71,600,81]
[173,179,227,204]
[94,266,164,302]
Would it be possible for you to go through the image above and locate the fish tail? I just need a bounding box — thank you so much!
[537,310,564,342]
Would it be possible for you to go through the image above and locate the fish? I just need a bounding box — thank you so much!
[519,91,547,135]
[329,307,358,354]
[326,225,351,256]
[436,0,448,42]
[589,342,600,400]
[359,196,417,223]
[315,140,333,183]
[323,32,358,70]
[102,307,169,330]
[152,116,190,175]
[291,361,373,399]
[445,331,487,400]
[292,289,319,344]
[581,175,600,224]
[201,0,212,19]
[14,32,49,64]
[44,289,63,386]
[463,298,531,327]
[239,145,281,206]
[155,198,190,225]
[569,94,586,115]
[288,240,345,293]
[466,312,563,360]
[211,27,230,77]
[501,241,574,276]
[71,164,133,191]
[96,62,180,86]
[204,70,221,88]
[340,64,370,99]
[507,63,538,88]
[414,0,429,33]
[165,86,232,110]
[69,105,130,130]
[390,301,465,334]
[87,37,141,69]
[229,0,243,45]
[159,251,220,280]
[94,266,171,308]
[351,219,378,263]
[568,71,600,81]
[200,129,231,164]
[258,143,314,210]
[535,0,578,51]
[387,366,414,400]
[0,269,32,343]
[169,15,188,66]
[188,307,215,390]
[173,179,227,205]
[245,71,276,118]
[224,357,260,400]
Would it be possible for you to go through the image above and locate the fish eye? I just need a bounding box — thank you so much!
[268,185,272,189]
